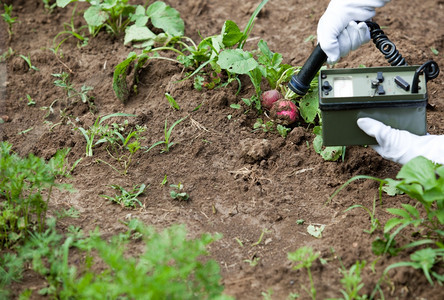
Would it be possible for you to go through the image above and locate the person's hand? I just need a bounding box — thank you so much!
[357,118,444,165]
[317,0,390,64]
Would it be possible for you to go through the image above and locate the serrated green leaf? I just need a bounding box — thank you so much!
[217,49,258,74]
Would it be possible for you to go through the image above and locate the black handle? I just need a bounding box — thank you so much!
[288,44,327,96]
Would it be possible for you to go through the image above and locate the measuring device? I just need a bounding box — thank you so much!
[288,21,440,146]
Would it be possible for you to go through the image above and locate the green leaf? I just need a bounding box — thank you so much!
[217,49,258,74]
[221,20,244,47]
[321,146,343,161]
[124,24,156,45]
[384,217,405,233]
[386,208,412,220]
[299,88,319,124]
[257,39,282,68]
[410,248,436,285]
[146,1,184,37]
[382,178,403,196]
[165,93,180,110]
[313,134,323,154]
[113,53,138,102]
[84,6,109,27]
[56,0,75,8]
[248,67,262,96]
[401,204,420,219]
[397,156,437,190]
[307,224,325,238]
[430,47,439,55]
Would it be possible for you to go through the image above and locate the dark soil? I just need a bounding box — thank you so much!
[1,0,444,299]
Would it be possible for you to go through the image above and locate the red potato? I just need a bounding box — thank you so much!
[261,89,282,110]
[270,100,299,125]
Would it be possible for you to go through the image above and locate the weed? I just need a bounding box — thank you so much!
[48,147,82,178]
[101,184,146,208]
[277,124,291,138]
[344,196,380,234]
[26,94,36,106]
[384,247,444,286]
[96,123,146,175]
[42,0,57,13]
[0,47,14,62]
[52,72,94,109]
[52,3,89,55]
[170,183,189,201]
[253,118,274,133]
[1,2,17,41]
[252,228,270,246]
[0,252,23,298]
[0,142,71,247]
[54,207,80,219]
[19,55,39,71]
[145,117,187,153]
[2,218,231,299]
[336,261,368,300]
[332,156,444,286]
[244,257,260,267]
[76,113,135,157]
[244,256,261,267]
[161,174,168,185]
[288,246,320,300]
[165,92,180,110]
[262,289,273,300]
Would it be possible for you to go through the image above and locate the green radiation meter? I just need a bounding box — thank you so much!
[319,65,428,146]
[288,22,440,146]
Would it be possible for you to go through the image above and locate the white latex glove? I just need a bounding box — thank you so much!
[317,0,390,64]
[357,118,444,165]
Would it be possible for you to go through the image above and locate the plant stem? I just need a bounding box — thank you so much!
[307,267,316,300]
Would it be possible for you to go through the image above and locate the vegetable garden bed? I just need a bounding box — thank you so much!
[1,0,443,299]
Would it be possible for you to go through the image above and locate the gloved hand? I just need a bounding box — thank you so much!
[357,117,444,165]
[317,0,390,64]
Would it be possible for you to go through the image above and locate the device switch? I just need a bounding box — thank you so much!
[322,80,333,92]
[377,71,384,83]
[377,85,385,95]
[394,75,410,91]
